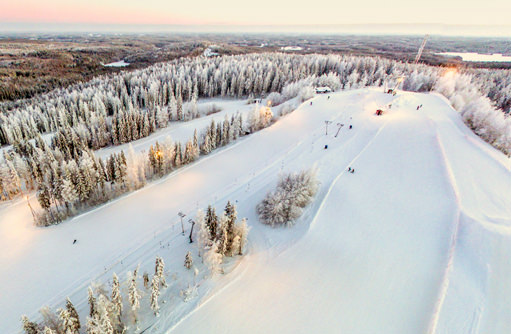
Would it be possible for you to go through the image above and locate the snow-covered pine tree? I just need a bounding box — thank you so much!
[43,327,56,334]
[192,129,199,159]
[222,201,237,256]
[183,139,195,164]
[61,177,78,210]
[257,168,319,227]
[88,287,97,318]
[236,218,249,255]
[196,209,209,257]
[39,306,61,334]
[174,143,182,167]
[221,116,231,146]
[204,242,223,276]
[58,308,74,334]
[96,295,114,334]
[209,120,217,150]
[150,275,160,316]
[154,256,167,288]
[217,214,228,256]
[63,298,80,334]
[111,273,122,323]
[128,266,141,323]
[201,131,212,155]
[205,205,218,242]
[176,94,183,120]
[156,106,169,128]
[21,315,39,334]
[143,272,150,290]
[184,251,193,269]
[169,93,177,121]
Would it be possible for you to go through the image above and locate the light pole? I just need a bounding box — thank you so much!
[325,120,332,135]
[178,212,186,235]
[335,123,344,137]
[188,219,196,243]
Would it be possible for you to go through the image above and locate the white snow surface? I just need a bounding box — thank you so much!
[103,60,130,67]
[1,88,511,334]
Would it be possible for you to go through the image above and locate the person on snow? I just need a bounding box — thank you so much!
[349,125,352,129]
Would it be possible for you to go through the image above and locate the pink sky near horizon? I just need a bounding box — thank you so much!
[1,2,203,25]
[1,0,510,26]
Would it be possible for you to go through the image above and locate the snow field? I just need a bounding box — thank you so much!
[1,88,510,334]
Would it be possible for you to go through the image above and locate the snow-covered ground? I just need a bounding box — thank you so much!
[1,88,510,334]
[103,60,130,67]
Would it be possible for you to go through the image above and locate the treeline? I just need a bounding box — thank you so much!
[1,102,273,225]
[0,53,455,146]
[1,54,509,155]
[21,201,248,334]
[1,53,510,208]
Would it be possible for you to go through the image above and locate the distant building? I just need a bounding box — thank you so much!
[204,48,219,57]
[315,87,332,94]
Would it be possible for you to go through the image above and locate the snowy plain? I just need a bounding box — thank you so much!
[1,88,510,334]
[102,60,130,67]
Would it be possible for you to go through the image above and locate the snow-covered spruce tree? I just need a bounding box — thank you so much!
[86,294,114,334]
[184,251,193,269]
[150,275,160,316]
[257,168,319,227]
[205,205,218,242]
[61,177,78,212]
[39,306,62,334]
[127,266,141,323]
[154,256,167,288]
[143,272,150,290]
[58,308,74,334]
[234,218,249,255]
[204,242,223,276]
[43,327,57,334]
[111,273,122,324]
[195,209,209,257]
[88,287,97,318]
[217,214,229,256]
[21,315,40,334]
[65,298,81,334]
[219,201,237,256]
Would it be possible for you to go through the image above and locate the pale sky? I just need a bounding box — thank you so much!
[1,0,510,34]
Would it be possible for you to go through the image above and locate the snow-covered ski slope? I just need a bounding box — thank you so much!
[1,88,510,334]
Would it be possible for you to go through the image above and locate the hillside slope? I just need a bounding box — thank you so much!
[1,88,510,334]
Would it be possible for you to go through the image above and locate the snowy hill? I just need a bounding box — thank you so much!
[1,88,510,334]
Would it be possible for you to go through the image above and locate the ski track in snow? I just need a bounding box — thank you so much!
[426,127,462,334]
